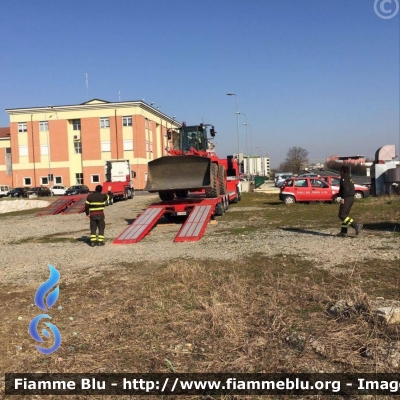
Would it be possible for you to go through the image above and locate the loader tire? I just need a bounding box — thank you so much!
[232,188,239,203]
[159,191,174,202]
[205,163,219,198]
[175,190,189,198]
[215,201,224,216]
[218,165,227,195]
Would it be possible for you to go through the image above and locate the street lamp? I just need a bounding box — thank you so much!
[243,122,252,155]
[45,106,54,186]
[255,146,261,175]
[237,112,248,155]
[227,92,239,156]
[243,121,253,177]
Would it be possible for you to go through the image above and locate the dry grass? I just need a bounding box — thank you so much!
[227,193,400,232]
[1,255,400,399]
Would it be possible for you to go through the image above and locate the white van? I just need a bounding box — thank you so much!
[0,185,12,197]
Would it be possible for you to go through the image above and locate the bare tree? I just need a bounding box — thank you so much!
[284,147,309,173]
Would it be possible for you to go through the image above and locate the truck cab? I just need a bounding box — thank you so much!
[103,160,135,203]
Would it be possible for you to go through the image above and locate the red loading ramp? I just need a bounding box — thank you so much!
[36,197,76,216]
[62,197,87,214]
[174,202,214,242]
[113,205,166,244]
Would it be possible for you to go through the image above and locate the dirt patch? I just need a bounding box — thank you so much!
[1,256,400,400]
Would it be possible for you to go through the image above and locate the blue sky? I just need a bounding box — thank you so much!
[1,0,399,167]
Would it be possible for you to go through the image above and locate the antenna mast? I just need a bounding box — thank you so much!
[86,73,89,101]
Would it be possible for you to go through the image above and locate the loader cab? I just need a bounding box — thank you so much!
[180,125,208,152]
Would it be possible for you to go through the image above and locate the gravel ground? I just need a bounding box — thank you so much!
[0,194,399,288]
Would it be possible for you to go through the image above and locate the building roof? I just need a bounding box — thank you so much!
[0,127,10,139]
[337,155,365,160]
[4,99,179,125]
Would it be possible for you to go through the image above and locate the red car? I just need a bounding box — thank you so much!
[279,177,339,204]
[319,176,370,199]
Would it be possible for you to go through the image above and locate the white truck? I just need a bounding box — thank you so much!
[102,160,135,204]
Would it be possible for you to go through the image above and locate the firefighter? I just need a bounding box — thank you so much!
[337,165,363,237]
[85,185,112,246]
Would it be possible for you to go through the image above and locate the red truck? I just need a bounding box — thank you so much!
[102,160,135,204]
[113,124,242,244]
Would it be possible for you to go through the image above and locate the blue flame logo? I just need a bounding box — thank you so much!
[29,264,61,354]
[34,264,60,310]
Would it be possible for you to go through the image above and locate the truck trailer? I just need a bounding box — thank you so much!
[102,160,135,204]
[113,123,242,243]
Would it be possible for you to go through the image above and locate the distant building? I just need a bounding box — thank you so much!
[4,99,179,190]
[327,155,366,164]
[242,154,271,176]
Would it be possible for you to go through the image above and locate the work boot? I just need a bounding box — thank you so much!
[337,232,348,237]
[355,224,363,236]
[90,241,97,247]
[97,241,105,246]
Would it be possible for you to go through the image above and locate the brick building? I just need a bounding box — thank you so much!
[326,155,366,164]
[0,127,12,186]
[4,99,179,190]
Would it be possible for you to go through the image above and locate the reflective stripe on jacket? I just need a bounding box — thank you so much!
[85,192,109,215]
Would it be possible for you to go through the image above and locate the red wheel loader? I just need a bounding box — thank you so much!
[144,122,240,203]
[112,123,241,244]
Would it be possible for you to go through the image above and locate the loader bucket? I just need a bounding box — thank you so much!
[145,156,212,192]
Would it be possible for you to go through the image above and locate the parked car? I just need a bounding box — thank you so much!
[65,185,90,195]
[27,186,51,197]
[50,185,67,196]
[298,173,320,178]
[279,177,339,204]
[8,187,31,198]
[0,185,12,197]
[319,176,370,199]
[275,174,293,187]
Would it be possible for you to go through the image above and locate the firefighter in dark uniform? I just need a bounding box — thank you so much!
[338,166,363,237]
[85,185,112,246]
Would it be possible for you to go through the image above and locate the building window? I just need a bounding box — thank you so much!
[74,142,82,154]
[23,177,31,186]
[101,141,111,152]
[76,173,83,184]
[100,117,110,128]
[41,177,49,185]
[123,140,133,151]
[39,121,49,131]
[6,147,11,154]
[55,176,63,184]
[72,119,81,130]
[40,144,49,155]
[19,145,28,157]
[91,175,100,183]
[123,116,132,126]
[18,123,27,133]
